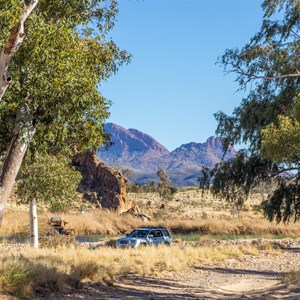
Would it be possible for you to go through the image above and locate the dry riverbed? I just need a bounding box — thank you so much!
[34,239,300,300]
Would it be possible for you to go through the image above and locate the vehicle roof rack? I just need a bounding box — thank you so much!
[139,226,165,229]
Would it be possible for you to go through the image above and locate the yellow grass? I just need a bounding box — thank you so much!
[0,242,279,298]
[3,190,300,238]
[165,218,300,236]
[3,209,300,239]
[282,270,300,283]
[1,185,299,299]
[2,209,300,240]
[0,209,144,237]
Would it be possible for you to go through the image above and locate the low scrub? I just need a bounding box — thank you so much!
[0,242,279,298]
[282,270,300,284]
[0,210,144,237]
[3,210,300,239]
[3,188,300,241]
[165,218,300,236]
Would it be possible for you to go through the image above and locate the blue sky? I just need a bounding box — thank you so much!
[101,0,264,151]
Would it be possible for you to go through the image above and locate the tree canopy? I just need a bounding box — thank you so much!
[0,0,130,156]
[17,153,82,212]
[157,168,177,201]
[199,0,300,223]
[0,0,130,223]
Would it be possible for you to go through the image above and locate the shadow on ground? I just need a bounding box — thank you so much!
[40,273,300,300]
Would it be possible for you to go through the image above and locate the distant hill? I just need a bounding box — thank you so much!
[97,123,237,186]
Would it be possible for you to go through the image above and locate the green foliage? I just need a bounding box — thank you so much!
[127,175,178,196]
[156,168,177,201]
[17,153,82,212]
[169,185,178,195]
[0,1,130,213]
[200,153,278,198]
[200,0,300,223]
[262,178,300,223]
[121,168,136,184]
[199,153,279,217]
[215,0,300,152]
[127,181,157,193]
[0,1,23,50]
[262,95,300,164]
[39,234,77,249]
[262,115,300,164]
[0,262,34,298]
[0,0,130,156]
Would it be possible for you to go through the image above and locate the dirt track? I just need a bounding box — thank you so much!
[43,240,300,299]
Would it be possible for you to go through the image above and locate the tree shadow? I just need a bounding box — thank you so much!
[37,271,300,300]
[285,246,300,253]
[11,254,297,299]
[41,277,236,299]
[1,253,105,299]
[195,266,282,279]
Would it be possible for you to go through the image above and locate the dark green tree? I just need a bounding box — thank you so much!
[17,153,82,247]
[17,153,82,212]
[121,168,135,184]
[156,168,177,202]
[0,1,130,225]
[199,0,300,223]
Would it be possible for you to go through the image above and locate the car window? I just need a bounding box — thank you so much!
[156,230,163,237]
[129,230,149,237]
[162,229,170,237]
[149,230,163,237]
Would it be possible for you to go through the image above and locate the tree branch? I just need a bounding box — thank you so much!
[291,29,300,40]
[247,72,300,81]
[0,0,39,101]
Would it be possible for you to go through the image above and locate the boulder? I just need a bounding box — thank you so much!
[123,206,152,222]
[72,151,132,214]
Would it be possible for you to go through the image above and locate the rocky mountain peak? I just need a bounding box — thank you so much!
[128,128,169,155]
[98,123,237,186]
[104,123,169,155]
[205,136,221,147]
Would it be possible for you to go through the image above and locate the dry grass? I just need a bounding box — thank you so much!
[0,190,298,298]
[282,270,300,283]
[0,241,279,298]
[131,190,264,219]
[165,218,300,236]
[2,190,300,238]
[0,209,144,237]
[3,208,300,239]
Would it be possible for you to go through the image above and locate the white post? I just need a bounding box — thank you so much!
[29,199,39,248]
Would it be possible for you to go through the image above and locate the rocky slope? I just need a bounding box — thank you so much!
[97,123,237,186]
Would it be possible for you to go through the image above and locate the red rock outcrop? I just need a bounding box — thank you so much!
[72,151,132,214]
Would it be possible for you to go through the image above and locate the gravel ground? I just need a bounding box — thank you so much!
[38,239,300,300]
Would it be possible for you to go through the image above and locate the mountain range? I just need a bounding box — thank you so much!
[97,123,237,186]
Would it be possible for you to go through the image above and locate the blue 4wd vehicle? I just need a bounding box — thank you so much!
[116,226,173,248]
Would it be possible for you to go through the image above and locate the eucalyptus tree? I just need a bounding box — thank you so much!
[0,0,38,100]
[156,168,177,202]
[17,153,82,248]
[157,168,170,200]
[0,1,130,226]
[199,0,300,223]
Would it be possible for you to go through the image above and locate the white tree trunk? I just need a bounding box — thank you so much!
[29,199,38,248]
[0,0,39,100]
[0,102,35,226]
[0,136,27,225]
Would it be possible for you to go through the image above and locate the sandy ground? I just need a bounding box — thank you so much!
[38,241,300,300]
